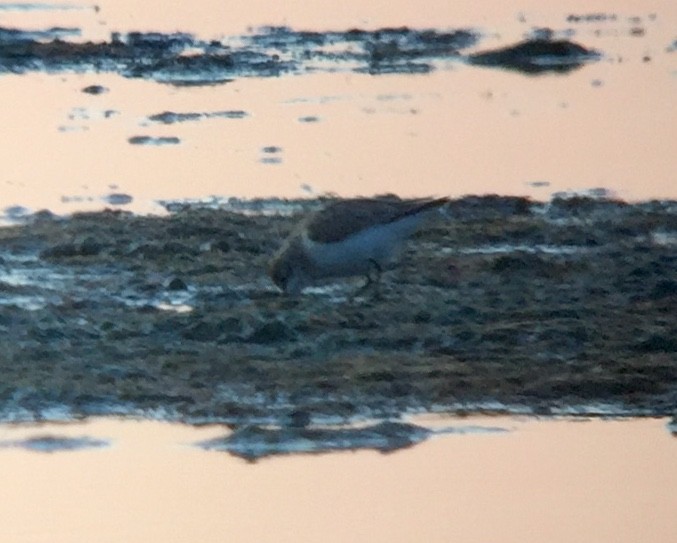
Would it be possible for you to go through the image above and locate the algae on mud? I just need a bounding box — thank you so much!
[0,195,675,423]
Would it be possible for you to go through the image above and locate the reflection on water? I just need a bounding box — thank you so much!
[0,417,674,542]
[1,2,675,538]
[0,0,675,221]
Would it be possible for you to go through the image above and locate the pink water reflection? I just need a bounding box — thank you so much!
[0,0,675,218]
[0,418,675,542]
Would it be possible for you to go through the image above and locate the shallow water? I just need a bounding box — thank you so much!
[1,4,675,540]
[0,417,675,542]
[1,0,675,223]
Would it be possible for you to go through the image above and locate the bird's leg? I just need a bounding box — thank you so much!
[367,258,382,286]
[353,259,383,299]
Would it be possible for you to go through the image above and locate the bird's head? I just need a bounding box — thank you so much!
[269,247,306,295]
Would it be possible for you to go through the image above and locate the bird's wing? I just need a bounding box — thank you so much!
[305,197,447,243]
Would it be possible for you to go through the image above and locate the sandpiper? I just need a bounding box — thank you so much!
[269,196,448,294]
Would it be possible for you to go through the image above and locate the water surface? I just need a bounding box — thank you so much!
[0,417,675,542]
[1,0,675,221]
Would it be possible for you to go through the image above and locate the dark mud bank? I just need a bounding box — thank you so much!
[0,25,600,83]
[0,195,676,424]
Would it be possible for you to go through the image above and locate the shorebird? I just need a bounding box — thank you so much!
[269,196,448,294]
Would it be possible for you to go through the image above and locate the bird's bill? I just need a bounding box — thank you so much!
[282,272,305,295]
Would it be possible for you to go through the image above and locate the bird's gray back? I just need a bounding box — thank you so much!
[305,198,446,244]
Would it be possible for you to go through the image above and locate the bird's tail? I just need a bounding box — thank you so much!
[393,197,450,221]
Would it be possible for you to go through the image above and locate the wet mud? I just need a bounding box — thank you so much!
[0,24,603,84]
[1,195,676,426]
[0,433,110,453]
[198,421,434,460]
[198,419,510,460]
[468,39,599,74]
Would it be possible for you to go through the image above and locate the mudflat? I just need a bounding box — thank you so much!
[1,195,675,423]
